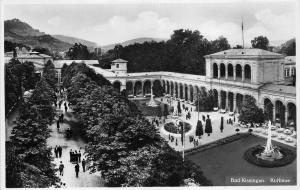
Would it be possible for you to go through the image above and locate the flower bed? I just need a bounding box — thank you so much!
[164,122,191,134]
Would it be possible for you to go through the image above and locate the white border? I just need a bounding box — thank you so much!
[0,0,299,190]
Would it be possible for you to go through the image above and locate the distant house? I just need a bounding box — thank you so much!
[284,56,296,85]
[5,48,53,69]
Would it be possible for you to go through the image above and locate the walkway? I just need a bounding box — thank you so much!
[47,101,105,188]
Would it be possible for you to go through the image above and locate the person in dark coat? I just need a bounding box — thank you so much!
[57,120,60,130]
[65,105,68,112]
[58,145,62,158]
[82,159,86,172]
[54,145,58,158]
[59,161,64,176]
[75,163,80,178]
[69,149,73,162]
[60,113,64,122]
[78,151,81,162]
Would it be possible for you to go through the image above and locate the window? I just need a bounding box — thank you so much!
[292,67,295,76]
[116,64,119,68]
[284,69,290,77]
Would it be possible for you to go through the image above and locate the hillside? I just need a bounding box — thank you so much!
[52,35,97,48]
[5,19,72,52]
[101,37,166,52]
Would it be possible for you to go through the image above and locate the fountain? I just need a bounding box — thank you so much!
[256,121,283,161]
[244,120,296,167]
[147,86,159,107]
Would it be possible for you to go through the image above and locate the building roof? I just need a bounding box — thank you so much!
[53,60,99,69]
[111,58,128,63]
[260,83,295,94]
[204,48,285,59]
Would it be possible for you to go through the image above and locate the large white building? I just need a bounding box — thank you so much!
[81,48,296,130]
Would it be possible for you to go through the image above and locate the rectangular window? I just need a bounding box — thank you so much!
[116,64,119,68]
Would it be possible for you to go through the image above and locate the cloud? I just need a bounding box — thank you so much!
[47,16,61,27]
[91,11,177,45]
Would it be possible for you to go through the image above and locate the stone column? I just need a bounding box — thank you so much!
[233,65,236,81]
[187,85,191,101]
[141,81,144,96]
[285,109,288,125]
[242,67,245,82]
[218,64,220,79]
[233,93,237,112]
[273,106,276,123]
[225,64,228,80]
[183,86,186,100]
[218,90,221,108]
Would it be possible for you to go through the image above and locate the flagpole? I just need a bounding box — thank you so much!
[242,18,244,49]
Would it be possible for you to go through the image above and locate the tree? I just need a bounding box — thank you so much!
[66,43,92,60]
[204,117,212,136]
[43,60,57,90]
[251,36,269,50]
[277,38,295,56]
[32,46,52,56]
[211,36,230,52]
[195,89,214,112]
[195,120,203,137]
[163,104,169,118]
[177,101,182,115]
[220,117,224,132]
[239,96,265,124]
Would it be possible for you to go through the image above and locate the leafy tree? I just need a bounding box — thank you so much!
[211,36,230,52]
[163,104,169,118]
[278,38,295,56]
[204,117,212,136]
[195,89,214,112]
[195,120,203,137]
[66,43,92,60]
[43,60,57,90]
[239,96,265,124]
[177,101,182,115]
[251,36,269,50]
[152,82,164,97]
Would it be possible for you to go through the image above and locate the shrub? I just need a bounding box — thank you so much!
[164,122,191,134]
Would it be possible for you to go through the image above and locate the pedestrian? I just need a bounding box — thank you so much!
[58,145,62,158]
[60,113,64,122]
[175,138,178,146]
[75,163,80,178]
[59,161,64,176]
[78,151,81,162]
[82,159,86,172]
[62,183,66,188]
[69,149,73,162]
[57,120,60,130]
[65,105,68,112]
[234,116,236,122]
[168,134,171,140]
[54,145,58,158]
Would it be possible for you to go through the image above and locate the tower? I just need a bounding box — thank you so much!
[110,58,128,75]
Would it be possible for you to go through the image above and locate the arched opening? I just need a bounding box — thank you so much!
[143,80,151,95]
[113,81,121,91]
[179,83,183,99]
[264,98,273,121]
[228,64,233,79]
[287,102,296,130]
[244,64,251,81]
[184,84,188,101]
[213,89,218,107]
[236,64,242,80]
[275,100,285,127]
[162,80,166,93]
[220,90,227,109]
[134,81,142,96]
[220,63,226,78]
[153,80,163,97]
[236,93,243,113]
[213,63,218,78]
[189,85,194,102]
[126,81,133,95]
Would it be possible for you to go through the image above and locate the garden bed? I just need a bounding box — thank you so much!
[164,122,192,134]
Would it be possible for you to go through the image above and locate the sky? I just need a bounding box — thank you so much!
[3,0,297,47]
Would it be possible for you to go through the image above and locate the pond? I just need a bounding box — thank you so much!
[187,135,296,186]
[131,98,172,117]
